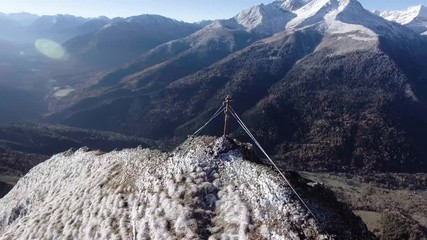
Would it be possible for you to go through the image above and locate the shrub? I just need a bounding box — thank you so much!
[380,213,410,240]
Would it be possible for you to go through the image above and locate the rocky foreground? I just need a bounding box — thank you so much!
[0,137,372,239]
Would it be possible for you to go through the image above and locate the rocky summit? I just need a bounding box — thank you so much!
[0,137,371,239]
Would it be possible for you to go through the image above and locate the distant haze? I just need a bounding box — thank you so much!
[0,0,426,22]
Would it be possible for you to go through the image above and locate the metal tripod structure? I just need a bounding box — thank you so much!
[188,95,329,236]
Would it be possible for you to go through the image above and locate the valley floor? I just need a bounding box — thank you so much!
[301,172,427,239]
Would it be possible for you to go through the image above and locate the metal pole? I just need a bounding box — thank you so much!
[223,95,232,137]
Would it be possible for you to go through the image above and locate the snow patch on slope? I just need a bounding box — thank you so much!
[0,137,323,239]
[281,0,313,11]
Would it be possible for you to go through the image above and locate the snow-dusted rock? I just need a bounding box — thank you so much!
[0,137,372,239]
[281,0,313,11]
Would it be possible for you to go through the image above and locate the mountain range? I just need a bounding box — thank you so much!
[0,13,203,68]
[0,13,204,125]
[375,5,427,35]
[44,0,427,173]
[1,0,427,174]
[0,13,99,43]
[64,15,202,67]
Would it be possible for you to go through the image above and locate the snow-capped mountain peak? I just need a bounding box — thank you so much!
[282,0,416,40]
[285,0,366,29]
[376,5,427,25]
[234,2,295,34]
[222,0,412,43]
[375,5,427,34]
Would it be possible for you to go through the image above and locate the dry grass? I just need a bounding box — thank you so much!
[0,175,20,186]
[354,210,382,236]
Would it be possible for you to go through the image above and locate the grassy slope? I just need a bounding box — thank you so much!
[301,172,427,239]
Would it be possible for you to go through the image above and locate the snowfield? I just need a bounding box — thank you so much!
[0,137,330,239]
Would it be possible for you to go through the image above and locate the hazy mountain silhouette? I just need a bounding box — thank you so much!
[64,15,203,67]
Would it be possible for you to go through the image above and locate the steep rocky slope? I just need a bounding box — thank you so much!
[0,137,372,239]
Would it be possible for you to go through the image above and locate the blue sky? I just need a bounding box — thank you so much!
[0,0,426,22]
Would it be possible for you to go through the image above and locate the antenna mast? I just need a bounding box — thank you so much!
[223,95,232,137]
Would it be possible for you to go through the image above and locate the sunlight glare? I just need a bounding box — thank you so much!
[34,39,68,60]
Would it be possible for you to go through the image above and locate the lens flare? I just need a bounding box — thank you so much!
[34,39,68,60]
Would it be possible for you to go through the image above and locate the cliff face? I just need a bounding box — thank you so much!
[0,136,372,239]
